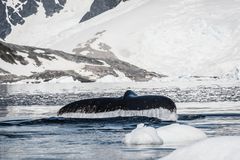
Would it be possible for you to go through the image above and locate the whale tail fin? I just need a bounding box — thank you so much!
[57,102,79,116]
[123,90,138,99]
[57,90,177,118]
[57,98,122,116]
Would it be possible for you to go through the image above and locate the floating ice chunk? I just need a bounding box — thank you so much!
[156,123,207,145]
[161,136,240,160]
[124,123,163,145]
[124,123,206,146]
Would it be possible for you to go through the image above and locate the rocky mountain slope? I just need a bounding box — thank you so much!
[1,0,240,82]
[0,0,125,40]
[0,40,163,83]
[0,0,66,39]
[44,0,240,80]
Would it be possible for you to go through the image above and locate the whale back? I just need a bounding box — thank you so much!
[123,90,138,99]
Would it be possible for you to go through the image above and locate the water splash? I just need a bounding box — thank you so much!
[61,108,177,121]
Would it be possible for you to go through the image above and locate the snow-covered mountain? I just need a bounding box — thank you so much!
[0,0,66,39]
[1,0,240,82]
[0,40,162,83]
[0,0,125,40]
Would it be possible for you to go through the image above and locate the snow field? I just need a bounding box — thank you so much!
[45,0,240,79]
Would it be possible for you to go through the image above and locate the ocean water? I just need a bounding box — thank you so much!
[0,82,240,160]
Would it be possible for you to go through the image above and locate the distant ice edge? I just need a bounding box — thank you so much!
[61,108,177,121]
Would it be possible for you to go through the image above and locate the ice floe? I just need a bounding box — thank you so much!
[124,123,206,145]
[161,136,240,160]
[124,123,163,145]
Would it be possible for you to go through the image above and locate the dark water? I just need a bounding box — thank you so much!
[0,82,240,160]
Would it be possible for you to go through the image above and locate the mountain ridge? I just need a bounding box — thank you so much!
[0,40,164,83]
[0,0,126,40]
[1,0,240,82]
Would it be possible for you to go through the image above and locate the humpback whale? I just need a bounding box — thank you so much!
[58,90,176,118]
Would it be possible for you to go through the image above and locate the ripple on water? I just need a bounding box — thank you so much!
[0,83,240,160]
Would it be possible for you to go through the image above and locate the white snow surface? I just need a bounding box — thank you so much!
[5,0,240,79]
[124,123,206,145]
[161,136,240,160]
[96,70,133,82]
[5,0,94,46]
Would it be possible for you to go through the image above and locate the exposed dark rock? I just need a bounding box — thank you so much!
[0,40,103,67]
[19,0,39,17]
[0,69,94,84]
[50,49,103,65]
[0,74,27,84]
[0,0,66,39]
[0,40,164,83]
[7,6,25,26]
[29,70,93,83]
[0,68,10,74]
[73,41,117,60]
[104,59,164,82]
[58,0,66,6]
[0,42,28,65]
[42,0,66,17]
[0,1,11,39]
[83,65,119,78]
[0,0,125,39]
[80,0,122,22]
[73,32,166,81]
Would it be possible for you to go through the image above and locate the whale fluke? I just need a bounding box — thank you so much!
[123,90,138,99]
[57,90,176,117]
